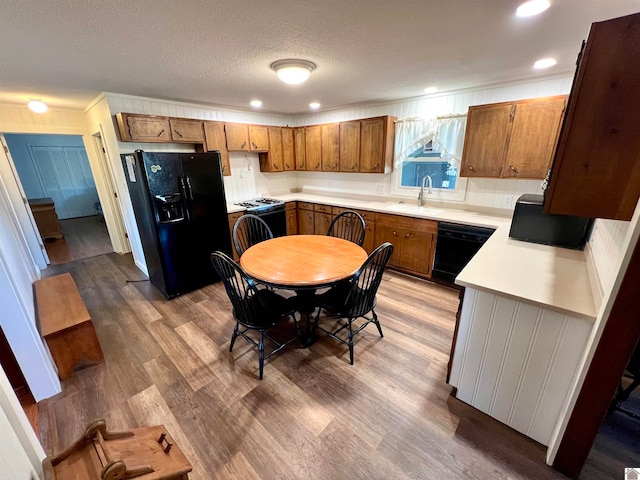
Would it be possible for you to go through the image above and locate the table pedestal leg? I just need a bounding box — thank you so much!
[295,289,317,347]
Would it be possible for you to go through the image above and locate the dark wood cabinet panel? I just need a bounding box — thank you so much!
[340,120,360,172]
[225,123,250,151]
[169,118,204,143]
[305,126,323,171]
[203,121,231,176]
[544,13,640,221]
[461,96,567,179]
[294,127,306,171]
[321,123,340,172]
[282,127,296,171]
[360,117,394,173]
[249,125,269,152]
[297,206,315,235]
[116,113,171,143]
[259,127,284,172]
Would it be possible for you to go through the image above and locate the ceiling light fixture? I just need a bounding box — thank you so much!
[423,87,438,94]
[309,102,321,109]
[250,100,262,108]
[516,0,550,17]
[27,99,47,113]
[270,59,316,85]
[533,58,557,69]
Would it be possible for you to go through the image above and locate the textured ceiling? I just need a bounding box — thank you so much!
[0,0,638,114]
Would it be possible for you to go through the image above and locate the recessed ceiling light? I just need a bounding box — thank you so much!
[309,102,321,109]
[27,99,47,113]
[270,59,316,85]
[516,0,550,17]
[250,100,262,108]
[533,58,557,69]
[423,87,438,94]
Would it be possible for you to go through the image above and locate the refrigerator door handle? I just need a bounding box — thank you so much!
[179,175,192,221]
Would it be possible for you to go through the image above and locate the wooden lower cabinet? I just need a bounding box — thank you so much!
[285,202,298,235]
[314,204,332,235]
[332,206,375,254]
[374,213,437,278]
[297,203,315,235]
[228,211,244,260]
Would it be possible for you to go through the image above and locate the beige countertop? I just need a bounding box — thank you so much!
[456,226,597,320]
[227,192,596,320]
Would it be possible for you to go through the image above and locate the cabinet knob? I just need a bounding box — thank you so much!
[285,163,290,169]
[373,163,379,170]
[174,129,183,138]
[467,165,475,171]
[333,163,337,169]
[241,141,247,149]
[404,233,412,239]
[316,163,320,168]
[157,129,165,137]
[509,165,519,173]
[392,230,398,237]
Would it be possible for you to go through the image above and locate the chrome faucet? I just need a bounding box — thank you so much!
[418,175,432,206]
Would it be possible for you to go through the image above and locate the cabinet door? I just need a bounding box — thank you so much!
[373,222,401,267]
[286,208,298,235]
[203,121,231,176]
[503,97,566,179]
[460,103,513,177]
[282,127,296,171]
[305,125,323,171]
[400,229,435,276]
[249,125,269,151]
[298,208,315,235]
[225,123,250,151]
[169,119,204,143]
[321,123,340,171]
[228,212,244,261]
[360,117,392,173]
[116,113,171,142]
[544,14,640,221]
[259,127,283,172]
[294,127,306,170]
[314,211,332,235]
[340,120,361,172]
[362,220,375,254]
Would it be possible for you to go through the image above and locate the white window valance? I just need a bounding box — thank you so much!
[394,114,467,168]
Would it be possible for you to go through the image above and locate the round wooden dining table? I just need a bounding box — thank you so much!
[240,235,368,345]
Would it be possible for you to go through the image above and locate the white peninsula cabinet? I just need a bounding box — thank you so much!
[448,227,597,447]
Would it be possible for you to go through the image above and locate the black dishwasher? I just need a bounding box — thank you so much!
[432,223,495,284]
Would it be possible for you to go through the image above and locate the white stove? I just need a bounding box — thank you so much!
[234,197,285,212]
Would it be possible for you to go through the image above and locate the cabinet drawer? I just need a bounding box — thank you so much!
[298,202,314,211]
[314,204,332,213]
[285,201,297,211]
[375,213,437,234]
[331,206,373,221]
[228,212,244,224]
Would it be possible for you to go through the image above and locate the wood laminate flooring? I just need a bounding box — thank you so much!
[38,253,568,479]
[44,215,113,265]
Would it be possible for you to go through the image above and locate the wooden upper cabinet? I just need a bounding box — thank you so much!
[249,125,269,152]
[282,127,295,171]
[461,96,567,179]
[503,98,566,178]
[203,121,231,176]
[225,123,250,151]
[340,120,360,172]
[169,118,204,143]
[544,13,640,221]
[321,123,340,171]
[294,127,306,170]
[259,127,284,172]
[360,116,395,173]
[460,104,512,177]
[305,125,323,171]
[116,113,171,143]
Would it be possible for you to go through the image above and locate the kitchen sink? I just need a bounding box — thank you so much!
[383,203,443,216]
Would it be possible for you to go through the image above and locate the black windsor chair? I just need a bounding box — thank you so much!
[210,251,299,379]
[313,242,393,364]
[233,214,273,258]
[326,210,366,247]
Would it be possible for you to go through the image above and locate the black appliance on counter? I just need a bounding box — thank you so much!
[234,198,287,237]
[432,223,495,284]
[509,194,593,250]
[122,150,232,299]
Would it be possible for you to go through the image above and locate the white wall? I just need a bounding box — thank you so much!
[0,365,46,479]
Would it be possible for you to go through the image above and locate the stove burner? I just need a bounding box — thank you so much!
[234,197,285,212]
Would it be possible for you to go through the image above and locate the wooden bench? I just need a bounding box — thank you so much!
[34,273,103,380]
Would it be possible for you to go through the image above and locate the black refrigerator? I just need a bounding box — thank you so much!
[121,150,232,299]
